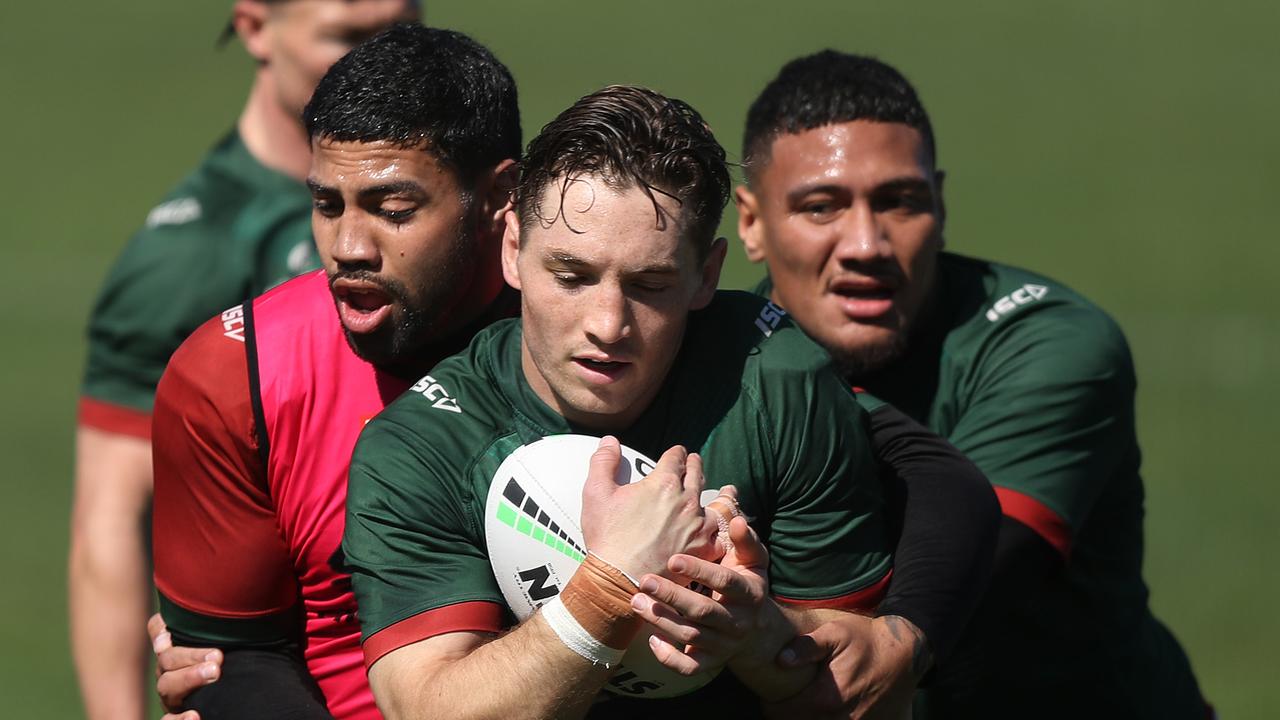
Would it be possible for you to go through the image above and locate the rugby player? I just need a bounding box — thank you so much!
[70,2,416,717]
[735,51,1210,717]
[341,84,992,720]
[148,24,520,720]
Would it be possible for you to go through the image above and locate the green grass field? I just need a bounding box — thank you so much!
[3,1,1277,716]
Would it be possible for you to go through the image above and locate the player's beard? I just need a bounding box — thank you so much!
[336,211,478,377]
[832,332,910,377]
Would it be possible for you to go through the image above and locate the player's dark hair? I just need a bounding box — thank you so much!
[516,85,730,260]
[743,51,936,179]
[304,23,521,183]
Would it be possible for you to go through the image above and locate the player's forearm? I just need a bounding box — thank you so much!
[69,427,154,720]
[376,553,648,720]
[868,403,999,663]
[376,614,611,720]
[69,541,151,719]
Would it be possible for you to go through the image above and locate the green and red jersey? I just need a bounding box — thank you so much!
[344,290,894,712]
[767,251,1205,716]
[80,130,318,436]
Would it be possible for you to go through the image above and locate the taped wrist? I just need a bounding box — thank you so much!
[542,553,641,667]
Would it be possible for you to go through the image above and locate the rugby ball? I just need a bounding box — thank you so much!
[484,434,718,698]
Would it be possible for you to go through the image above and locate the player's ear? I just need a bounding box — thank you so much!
[691,237,727,310]
[232,0,272,64]
[734,185,766,264]
[483,159,519,236]
[501,209,523,291]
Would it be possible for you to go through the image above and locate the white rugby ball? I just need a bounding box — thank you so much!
[484,433,718,699]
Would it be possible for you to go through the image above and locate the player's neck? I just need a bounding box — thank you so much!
[238,68,311,182]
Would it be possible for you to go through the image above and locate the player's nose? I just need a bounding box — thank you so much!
[582,284,630,345]
[330,215,381,270]
[833,203,890,264]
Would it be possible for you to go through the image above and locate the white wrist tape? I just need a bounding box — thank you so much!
[586,550,640,586]
[541,595,627,668]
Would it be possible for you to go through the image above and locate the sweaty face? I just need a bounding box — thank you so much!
[738,121,944,374]
[309,138,487,372]
[504,177,721,432]
[263,0,419,121]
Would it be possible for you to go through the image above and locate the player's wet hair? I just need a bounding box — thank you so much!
[516,85,730,261]
[304,23,521,183]
[742,51,936,180]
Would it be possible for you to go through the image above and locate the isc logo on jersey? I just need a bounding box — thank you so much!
[221,305,245,342]
[411,375,461,413]
[986,283,1048,322]
[754,301,787,337]
[484,435,718,699]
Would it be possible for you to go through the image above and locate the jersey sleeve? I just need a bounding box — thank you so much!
[754,345,894,611]
[152,314,301,647]
[866,401,999,661]
[82,210,249,426]
[344,414,505,668]
[948,306,1138,559]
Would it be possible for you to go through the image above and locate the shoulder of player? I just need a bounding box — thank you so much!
[94,175,264,319]
[129,143,307,253]
[694,290,836,374]
[156,309,251,407]
[359,327,516,458]
[941,253,1133,376]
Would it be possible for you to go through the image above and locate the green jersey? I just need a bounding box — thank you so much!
[344,291,892,710]
[80,130,317,432]
[767,252,1204,715]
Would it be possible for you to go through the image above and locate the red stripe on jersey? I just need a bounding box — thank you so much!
[78,397,151,439]
[994,486,1072,560]
[362,601,505,668]
[775,568,892,613]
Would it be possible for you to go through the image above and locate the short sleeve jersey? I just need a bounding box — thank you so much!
[80,130,318,436]
[344,292,894,687]
[766,252,1204,715]
[152,271,520,720]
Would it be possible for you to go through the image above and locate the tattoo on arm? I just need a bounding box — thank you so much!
[882,615,933,678]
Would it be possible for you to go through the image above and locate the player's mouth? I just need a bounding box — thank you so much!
[829,276,898,320]
[332,279,396,335]
[571,354,631,384]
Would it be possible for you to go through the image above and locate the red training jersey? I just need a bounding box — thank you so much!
[153,270,514,719]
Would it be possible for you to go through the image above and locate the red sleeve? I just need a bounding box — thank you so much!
[362,601,505,668]
[774,568,893,614]
[78,397,152,439]
[152,314,298,642]
[993,486,1073,560]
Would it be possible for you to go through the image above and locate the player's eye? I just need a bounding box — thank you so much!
[631,281,670,294]
[873,186,934,215]
[800,199,839,222]
[553,272,585,288]
[379,208,415,223]
[312,197,342,217]
[375,198,419,224]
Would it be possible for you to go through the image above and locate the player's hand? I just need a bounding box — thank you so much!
[581,437,720,580]
[631,515,774,673]
[149,613,220,717]
[763,613,928,720]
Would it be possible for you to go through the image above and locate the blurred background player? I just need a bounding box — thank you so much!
[738,51,1210,717]
[69,2,418,718]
